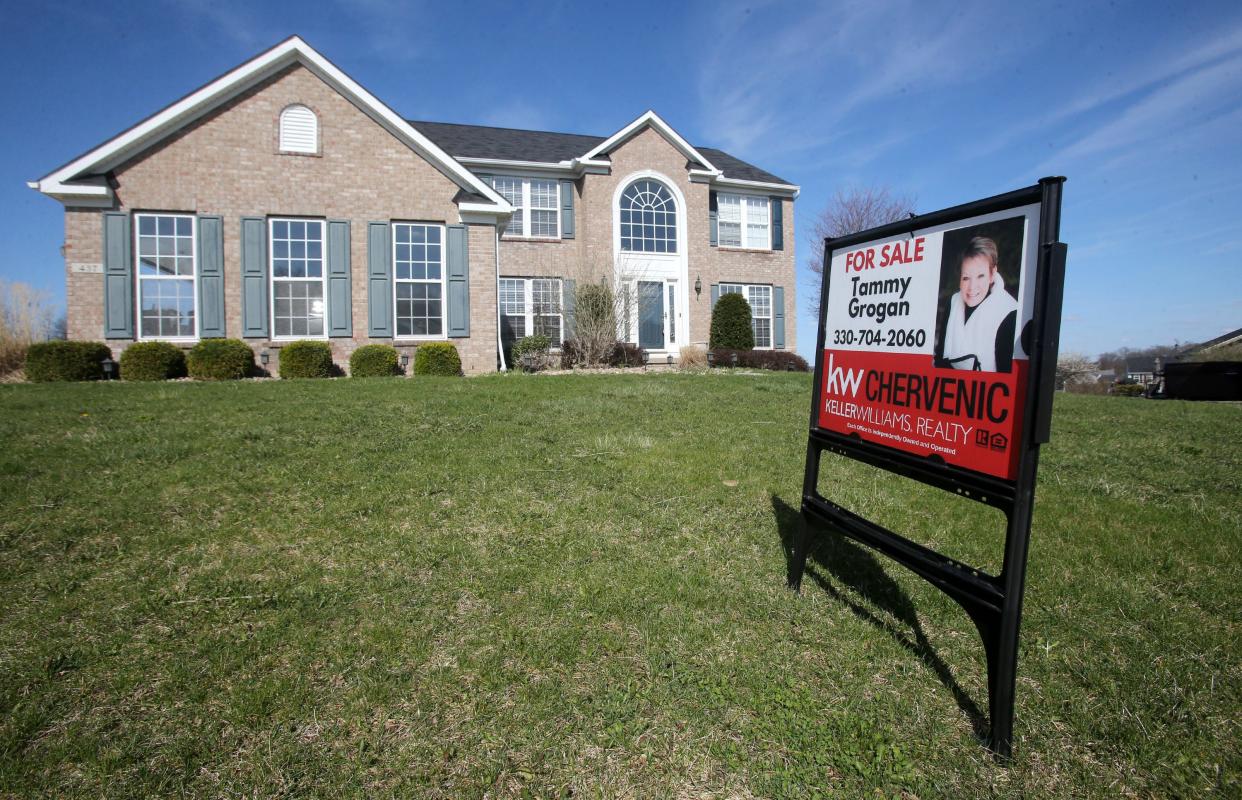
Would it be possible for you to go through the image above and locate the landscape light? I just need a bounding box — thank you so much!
[101,357,115,380]
[260,349,270,366]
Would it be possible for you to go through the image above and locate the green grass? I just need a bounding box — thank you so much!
[0,373,1238,798]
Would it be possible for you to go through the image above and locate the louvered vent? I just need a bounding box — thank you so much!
[279,105,318,153]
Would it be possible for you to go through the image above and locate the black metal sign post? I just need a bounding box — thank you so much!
[793,177,1067,758]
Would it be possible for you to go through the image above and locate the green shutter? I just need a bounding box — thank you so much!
[197,215,225,338]
[562,278,576,339]
[560,179,575,239]
[327,220,352,337]
[367,222,392,338]
[773,285,786,349]
[708,191,718,247]
[446,224,470,338]
[102,212,133,339]
[770,196,784,251]
[240,217,268,338]
[710,283,720,308]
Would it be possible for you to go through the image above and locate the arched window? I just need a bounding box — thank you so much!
[619,179,677,253]
[279,105,318,153]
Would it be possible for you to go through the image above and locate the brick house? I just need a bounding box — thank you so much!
[29,37,798,374]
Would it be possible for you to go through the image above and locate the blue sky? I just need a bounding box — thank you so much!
[2,0,1239,359]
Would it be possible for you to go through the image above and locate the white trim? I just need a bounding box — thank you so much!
[391,221,448,342]
[709,175,800,199]
[716,193,772,251]
[581,110,718,172]
[269,217,328,341]
[29,36,511,216]
[611,170,689,352]
[499,276,564,347]
[718,282,774,349]
[278,104,318,153]
[134,212,199,342]
[487,176,560,240]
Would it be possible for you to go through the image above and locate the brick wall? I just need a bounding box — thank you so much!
[62,63,500,373]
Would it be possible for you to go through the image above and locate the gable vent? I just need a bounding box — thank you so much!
[279,105,318,153]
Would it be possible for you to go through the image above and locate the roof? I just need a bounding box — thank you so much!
[408,120,792,186]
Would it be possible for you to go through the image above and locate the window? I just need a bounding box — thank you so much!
[279,105,318,153]
[136,213,196,339]
[717,194,770,249]
[499,277,564,348]
[393,223,444,338]
[719,283,773,348]
[270,218,325,338]
[488,177,559,238]
[620,179,677,253]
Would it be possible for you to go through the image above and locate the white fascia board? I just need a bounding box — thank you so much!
[30,36,510,212]
[713,175,800,199]
[457,157,574,172]
[580,110,718,172]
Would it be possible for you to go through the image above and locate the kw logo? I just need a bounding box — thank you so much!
[825,353,863,397]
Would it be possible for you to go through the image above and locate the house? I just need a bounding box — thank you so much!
[29,36,798,374]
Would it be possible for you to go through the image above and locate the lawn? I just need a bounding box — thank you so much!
[0,372,1238,798]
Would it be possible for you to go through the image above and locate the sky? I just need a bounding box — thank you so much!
[1,0,1240,360]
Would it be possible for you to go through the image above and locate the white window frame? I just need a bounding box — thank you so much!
[489,177,560,240]
[134,212,198,343]
[392,222,447,341]
[269,217,327,341]
[498,277,564,348]
[719,282,774,349]
[717,193,771,251]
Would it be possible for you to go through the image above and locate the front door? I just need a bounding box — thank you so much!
[638,281,665,350]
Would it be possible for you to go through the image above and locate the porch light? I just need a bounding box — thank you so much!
[260,349,270,366]
[694,275,702,297]
[101,357,115,380]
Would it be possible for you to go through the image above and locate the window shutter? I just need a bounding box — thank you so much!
[560,179,575,239]
[710,283,720,308]
[446,224,470,337]
[327,220,352,337]
[770,196,784,251]
[562,278,576,339]
[367,222,392,338]
[197,215,226,337]
[708,191,718,247]
[240,217,268,338]
[773,285,786,349]
[102,212,133,339]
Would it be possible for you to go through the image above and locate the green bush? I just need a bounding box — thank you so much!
[1111,382,1147,397]
[350,344,400,377]
[413,342,462,376]
[278,340,334,379]
[708,347,809,372]
[186,338,254,381]
[709,292,755,350]
[512,335,553,371]
[119,341,186,381]
[610,342,645,367]
[24,341,112,382]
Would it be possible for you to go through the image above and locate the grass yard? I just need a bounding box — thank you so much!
[0,372,1238,798]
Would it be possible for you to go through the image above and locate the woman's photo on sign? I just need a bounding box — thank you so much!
[933,216,1025,373]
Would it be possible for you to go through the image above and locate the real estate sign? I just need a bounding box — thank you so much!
[817,204,1041,480]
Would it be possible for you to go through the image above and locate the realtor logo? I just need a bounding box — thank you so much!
[974,429,1009,451]
[989,432,1008,451]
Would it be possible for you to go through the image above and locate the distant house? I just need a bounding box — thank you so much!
[28,36,798,374]
[1174,326,1242,361]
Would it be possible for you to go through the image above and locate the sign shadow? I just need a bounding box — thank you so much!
[770,494,988,740]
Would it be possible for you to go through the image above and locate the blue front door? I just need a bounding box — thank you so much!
[638,281,664,350]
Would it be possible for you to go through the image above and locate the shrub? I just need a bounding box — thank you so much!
[279,340,334,379]
[119,341,186,381]
[610,342,645,367]
[25,341,112,382]
[572,282,619,367]
[414,342,462,376]
[560,339,581,369]
[512,335,554,371]
[1111,382,1146,397]
[187,338,254,380]
[349,344,400,377]
[679,344,707,369]
[710,292,755,350]
[708,347,809,372]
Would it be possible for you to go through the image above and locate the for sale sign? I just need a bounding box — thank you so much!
[817,204,1040,480]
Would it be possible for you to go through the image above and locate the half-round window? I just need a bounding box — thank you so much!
[279,105,318,153]
[619,179,677,253]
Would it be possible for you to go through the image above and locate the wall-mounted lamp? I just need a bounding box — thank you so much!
[694,275,702,297]
[100,357,115,380]
[259,349,270,366]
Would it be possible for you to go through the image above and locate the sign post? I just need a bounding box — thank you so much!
[793,177,1067,757]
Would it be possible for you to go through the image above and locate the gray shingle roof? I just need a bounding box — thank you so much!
[408,120,792,186]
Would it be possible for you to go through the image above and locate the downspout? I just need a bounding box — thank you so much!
[495,226,507,372]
